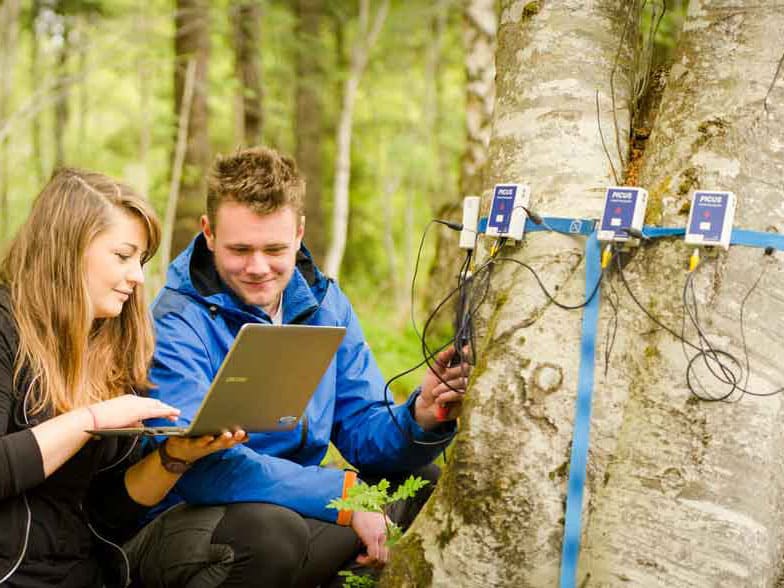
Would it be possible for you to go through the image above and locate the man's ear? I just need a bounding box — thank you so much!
[295,216,305,248]
[201,215,215,251]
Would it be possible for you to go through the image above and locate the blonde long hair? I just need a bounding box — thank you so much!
[0,168,161,415]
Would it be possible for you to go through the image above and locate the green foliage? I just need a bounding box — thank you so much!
[337,570,377,588]
[327,475,429,547]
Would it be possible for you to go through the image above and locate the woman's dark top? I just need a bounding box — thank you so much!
[0,287,149,587]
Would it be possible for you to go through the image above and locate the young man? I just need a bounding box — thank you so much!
[128,147,470,587]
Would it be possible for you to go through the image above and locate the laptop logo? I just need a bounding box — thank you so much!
[224,376,249,383]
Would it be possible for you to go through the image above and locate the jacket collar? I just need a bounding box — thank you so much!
[167,233,327,323]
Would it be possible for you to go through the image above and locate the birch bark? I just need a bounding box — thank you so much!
[582,2,784,585]
[382,1,634,584]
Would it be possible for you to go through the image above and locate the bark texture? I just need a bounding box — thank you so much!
[172,0,210,258]
[381,1,634,584]
[581,2,784,585]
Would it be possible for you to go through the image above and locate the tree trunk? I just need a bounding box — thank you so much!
[424,0,498,333]
[172,0,210,258]
[381,0,635,585]
[581,2,784,585]
[424,0,450,209]
[460,0,496,199]
[231,0,263,147]
[385,0,784,586]
[323,0,389,279]
[0,0,20,242]
[295,0,326,265]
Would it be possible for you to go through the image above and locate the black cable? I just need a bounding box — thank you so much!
[614,250,701,351]
[493,255,604,310]
[385,220,490,447]
[682,256,782,401]
[603,275,620,376]
[682,268,742,400]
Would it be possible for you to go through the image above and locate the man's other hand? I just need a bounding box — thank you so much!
[351,511,391,567]
[416,346,471,429]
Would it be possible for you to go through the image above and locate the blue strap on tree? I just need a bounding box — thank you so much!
[476,214,784,586]
[477,216,596,236]
[558,230,602,588]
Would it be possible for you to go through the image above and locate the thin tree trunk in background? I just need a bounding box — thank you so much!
[460,0,496,198]
[231,0,263,147]
[30,0,45,184]
[172,0,210,258]
[161,59,197,278]
[381,0,635,584]
[424,0,497,332]
[53,12,69,168]
[0,0,20,242]
[295,0,326,264]
[424,0,449,208]
[582,2,784,584]
[323,0,389,279]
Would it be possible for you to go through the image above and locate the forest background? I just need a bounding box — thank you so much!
[0,0,480,398]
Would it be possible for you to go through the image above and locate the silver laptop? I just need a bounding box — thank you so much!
[91,323,346,437]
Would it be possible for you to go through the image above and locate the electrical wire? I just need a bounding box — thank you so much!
[614,244,782,401]
[493,255,605,310]
[681,255,782,401]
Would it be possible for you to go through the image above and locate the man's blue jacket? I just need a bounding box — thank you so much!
[147,234,452,523]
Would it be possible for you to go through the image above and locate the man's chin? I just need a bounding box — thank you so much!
[237,289,275,309]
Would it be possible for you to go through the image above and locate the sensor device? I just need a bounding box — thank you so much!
[459,196,480,250]
[597,186,648,244]
[685,190,736,250]
[486,183,531,241]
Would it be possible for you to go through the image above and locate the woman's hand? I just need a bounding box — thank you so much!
[165,430,249,463]
[87,394,180,430]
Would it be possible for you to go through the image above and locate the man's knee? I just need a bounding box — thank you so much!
[125,504,234,588]
[212,503,310,585]
[126,502,311,588]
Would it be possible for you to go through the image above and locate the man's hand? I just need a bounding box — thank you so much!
[351,511,391,567]
[165,430,249,463]
[415,346,472,430]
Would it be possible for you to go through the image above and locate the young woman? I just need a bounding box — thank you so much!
[0,168,246,587]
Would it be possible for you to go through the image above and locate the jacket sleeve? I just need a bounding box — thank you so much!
[329,289,454,476]
[149,310,350,522]
[0,307,45,501]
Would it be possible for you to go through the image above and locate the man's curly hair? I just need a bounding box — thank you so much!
[206,146,306,228]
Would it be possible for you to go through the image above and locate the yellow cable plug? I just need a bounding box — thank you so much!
[601,244,613,269]
[689,248,700,272]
